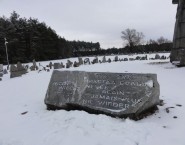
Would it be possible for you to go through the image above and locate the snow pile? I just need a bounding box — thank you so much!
[0,53,185,145]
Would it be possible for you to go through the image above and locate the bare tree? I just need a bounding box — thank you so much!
[121,28,145,48]
[157,36,172,45]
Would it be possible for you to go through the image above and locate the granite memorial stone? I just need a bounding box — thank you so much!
[30,59,38,71]
[114,56,119,62]
[66,60,73,68]
[73,61,80,67]
[3,69,8,74]
[54,63,61,69]
[170,0,185,66]
[45,70,160,119]
[84,58,91,65]
[78,57,83,65]
[0,65,3,80]
[155,54,160,60]
[91,57,98,64]
[10,64,22,78]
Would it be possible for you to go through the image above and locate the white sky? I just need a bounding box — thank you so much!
[0,0,177,49]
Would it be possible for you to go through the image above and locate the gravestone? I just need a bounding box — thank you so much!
[78,57,83,65]
[170,0,185,66]
[155,54,160,60]
[102,56,106,63]
[66,60,73,68]
[30,59,38,71]
[124,58,128,61]
[114,56,119,62]
[129,58,135,61]
[0,64,3,81]
[73,61,80,67]
[84,58,91,65]
[3,69,8,74]
[91,57,98,64]
[17,62,27,74]
[49,62,53,69]
[10,64,22,78]
[54,63,62,69]
[45,70,160,119]
[140,55,147,60]
[136,56,141,60]
[61,62,65,68]
[108,58,111,63]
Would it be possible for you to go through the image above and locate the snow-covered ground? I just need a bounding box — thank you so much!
[0,53,185,145]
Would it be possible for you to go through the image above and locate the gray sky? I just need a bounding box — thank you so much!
[0,0,177,49]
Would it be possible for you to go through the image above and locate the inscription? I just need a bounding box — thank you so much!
[50,72,151,111]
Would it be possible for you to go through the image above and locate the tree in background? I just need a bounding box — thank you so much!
[121,28,144,53]
[0,11,101,64]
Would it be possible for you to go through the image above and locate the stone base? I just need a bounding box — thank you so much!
[170,49,185,66]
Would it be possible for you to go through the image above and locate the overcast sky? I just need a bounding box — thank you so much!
[0,0,177,49]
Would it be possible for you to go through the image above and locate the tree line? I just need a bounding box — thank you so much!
[0,12,172,64]
[0,11,100,64]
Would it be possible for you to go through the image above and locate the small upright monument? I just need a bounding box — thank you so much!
[170,0,185,66]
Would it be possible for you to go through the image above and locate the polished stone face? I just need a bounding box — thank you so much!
[45,70,160,118]
[171,0,185,65]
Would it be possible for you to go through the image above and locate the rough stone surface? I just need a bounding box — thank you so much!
[3,69,8,74]
[91,57,98,64]
[66,60,73,68]
[73,61,80,67]
[30,60,38,71]
[78,58,83,65]
[10,63,27,78]
[45,70,160,119]
[0,64,3,72]
[84,58,90,65]
[0,64,3,80]
[102,56,106,63]
[170,0,185,66]
[114,56,119,62]
[10,65,22,78]
[54,63,61,69]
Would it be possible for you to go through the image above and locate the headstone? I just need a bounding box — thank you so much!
[129,58,135,61]
[0,65,3,80]
[140,55,147,60]
[124,58,128,61]
[73,61,80,67]
[136,56,141,60]
[108,58,111,63]
[30,59,38,71]
[66,60,73,68]
[45,70,160,119]
[17,62,27,74]
[78,57,83,65]
[170,0,185,66]
[102,56,106,63]
[49,62,53,69]
[0,64,3,79]
[61,62,65,68]
[91,57,98,64]
[114,56,119,62]
[0,64,3,72]
[54,63,61,69]
[10,64,22,78]
[84,58,91,65]
[160,55,166,60]
[155,54,160,60]
[3,69,8,74]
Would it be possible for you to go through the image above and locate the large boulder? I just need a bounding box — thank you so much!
[45,70,160,119]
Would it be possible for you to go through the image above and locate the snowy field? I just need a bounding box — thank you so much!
[0,53,185,145]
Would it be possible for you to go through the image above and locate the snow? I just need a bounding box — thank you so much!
[0,53,185,145]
